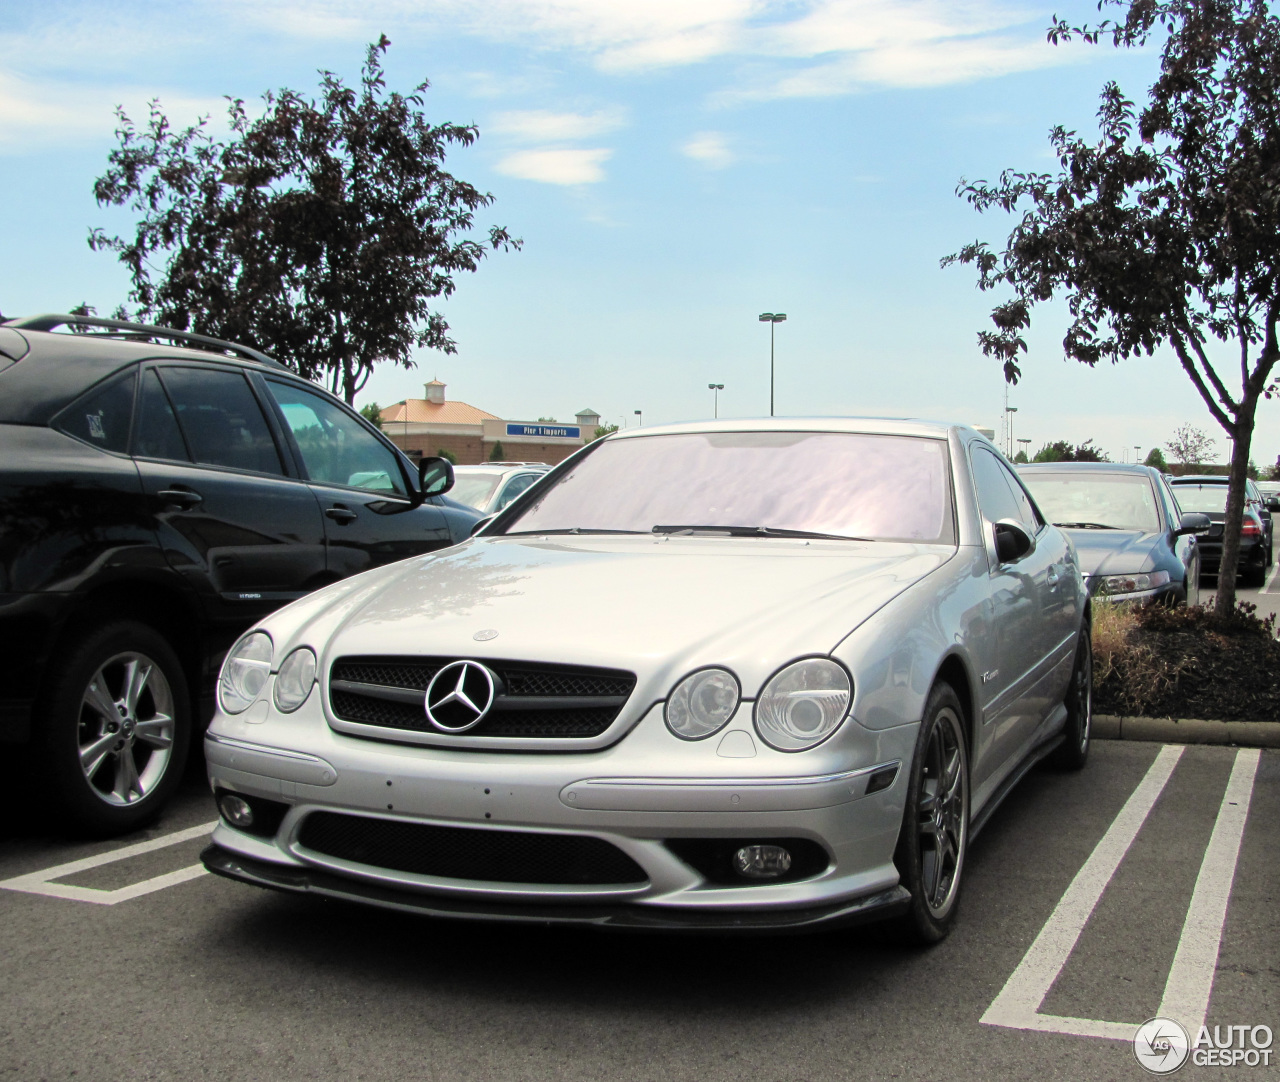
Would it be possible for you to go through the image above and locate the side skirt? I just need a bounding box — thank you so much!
[968,733,1065,841]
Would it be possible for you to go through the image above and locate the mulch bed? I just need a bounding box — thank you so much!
[1093,602,1280,722]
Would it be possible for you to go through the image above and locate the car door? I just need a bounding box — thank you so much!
[1159,475,1200,600]
[132,364,328,626]
[967,445,1067,783]
[261,378,452,576]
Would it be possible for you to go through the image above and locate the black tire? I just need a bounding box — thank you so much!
[33,621,191,837]
[1243,556,1267,588]
[1050,627,1092,771]
[894,682,969,945]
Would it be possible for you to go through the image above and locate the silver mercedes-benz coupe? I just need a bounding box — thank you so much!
[202,418,1092,942]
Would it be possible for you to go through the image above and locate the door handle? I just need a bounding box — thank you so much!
[1046,567,1060,586]
[157,488,202,508]
[325,505,358,525]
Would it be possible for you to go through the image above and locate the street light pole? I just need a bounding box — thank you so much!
[1005,406,1018,457]
[708,383,724,419]
[634,409,643,428]
[1135,444,1142,465]
[1017,437,1031,461]
[758,313,787,416]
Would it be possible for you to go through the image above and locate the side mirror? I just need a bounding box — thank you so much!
[993,518,1035,563]
[1268,498,1280,513]
[469,514,496,537]
[418,456,454,498]
[1175,512,1212,536]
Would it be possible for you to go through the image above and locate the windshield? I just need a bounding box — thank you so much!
[450,472,504,510]
[1021,473,1161,532]
[1169,482,1229,514]
[502,431,955,543]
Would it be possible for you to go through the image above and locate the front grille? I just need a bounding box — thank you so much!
[328,656,636,740]
[298,812,648,885]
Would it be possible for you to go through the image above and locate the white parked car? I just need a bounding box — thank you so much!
[202,419,1091,941]
[448,462,550,517]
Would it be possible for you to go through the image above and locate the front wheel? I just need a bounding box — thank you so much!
[34,621,191,837]
[1050,627,1092,770]
[894,683,969,945]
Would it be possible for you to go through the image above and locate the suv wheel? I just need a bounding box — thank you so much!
[36,621,191,837]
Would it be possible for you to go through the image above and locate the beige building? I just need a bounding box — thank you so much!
[382,381,601,465]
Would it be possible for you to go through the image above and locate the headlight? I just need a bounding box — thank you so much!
[665,668,740,739]
[1097,571,1171,595]
[273,647,317,713]
[754,658,851,751]
[218,631,273,714]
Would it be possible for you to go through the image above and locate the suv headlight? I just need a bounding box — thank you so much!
[218,631,273,714]
[273,647,317,713]
[754,658,852,751]
[665,668,740,739]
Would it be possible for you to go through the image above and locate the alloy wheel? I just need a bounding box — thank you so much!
[916,707,967,917]
[77,651,175,806]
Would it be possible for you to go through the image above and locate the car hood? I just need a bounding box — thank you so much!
[323,535,955,694]
[1062,529,1159,577]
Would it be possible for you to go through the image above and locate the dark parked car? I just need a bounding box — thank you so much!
[0,314,479,835]
[1018,463,1208,605]
[1167,474,1273,587]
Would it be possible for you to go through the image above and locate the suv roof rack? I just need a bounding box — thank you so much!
[6,313,288,371]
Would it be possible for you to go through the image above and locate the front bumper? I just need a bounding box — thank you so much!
[201,844,911,933]
[203,699,917,927]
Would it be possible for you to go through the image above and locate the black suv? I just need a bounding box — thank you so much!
[0,314,477,835]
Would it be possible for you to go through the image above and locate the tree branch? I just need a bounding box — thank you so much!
[1169,330,1235,431]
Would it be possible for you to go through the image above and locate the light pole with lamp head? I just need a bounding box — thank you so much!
[1005,406,1018,457]
[758,312,786,416]
[1017,437,1031,461]
[1135,444,1142,465]
[634,409,642,428]
[708,383,724,419]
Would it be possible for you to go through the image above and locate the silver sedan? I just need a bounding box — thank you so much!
[202,419,1091,942]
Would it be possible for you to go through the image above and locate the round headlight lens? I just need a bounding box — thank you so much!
[754,658,852,751]
[218,632,273,714]
[665,668,740,740]
[273,647,317,713]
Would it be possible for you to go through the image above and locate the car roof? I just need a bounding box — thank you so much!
[610,417,969,440]
[1170,474,1230,483]
[1017,462,1157,475]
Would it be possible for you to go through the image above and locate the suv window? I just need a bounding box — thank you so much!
[55,369,136,454]
[265,380,406,495]
[133,369,190,462]
[159,366,284,476]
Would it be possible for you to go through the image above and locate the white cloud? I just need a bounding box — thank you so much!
[682,131,735,169]
[496,147,612,185]
[489,108,626,143]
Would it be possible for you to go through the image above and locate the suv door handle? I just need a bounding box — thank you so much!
[325,505,357,525]
[157,488,202,508]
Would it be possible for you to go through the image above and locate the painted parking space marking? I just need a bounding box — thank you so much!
[1263,559,1280,594]
[981,746,1260,1042]
[0,821,215,905]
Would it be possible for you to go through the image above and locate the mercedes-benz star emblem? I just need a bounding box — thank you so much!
[424,660,498,733]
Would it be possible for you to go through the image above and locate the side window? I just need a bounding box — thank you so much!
[54,369,136,454]
[159,366,284,476]
[133,369,190,462]
[1006,471,1044,531]
[265,380,407,496]
[496,472,539,510]
[970,446,1023,525]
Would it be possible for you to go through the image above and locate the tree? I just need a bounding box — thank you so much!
[435,447,457,464]
[1165,423,1216,468]
[1013,448,1030,463]
[537,416,557,423]
[360,402,383,428]
[89,36,519,404]
[489,441,506,462]
[1144,447,1169,470]
[591,423,619,443]
[1032,439,1109,462]
[944,0,1280,615]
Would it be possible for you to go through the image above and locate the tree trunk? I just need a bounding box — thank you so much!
[1213,401,1257,617]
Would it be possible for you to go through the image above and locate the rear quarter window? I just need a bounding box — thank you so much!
[53,369,136,454]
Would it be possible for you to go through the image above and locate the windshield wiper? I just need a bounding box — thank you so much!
[1053,521,1123,530]
[503,528,648,536]
[651,524,872,542]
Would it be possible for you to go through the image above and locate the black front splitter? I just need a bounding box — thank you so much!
[201,844,911,935]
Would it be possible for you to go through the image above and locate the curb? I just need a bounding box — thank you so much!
[1094,714,1280,748]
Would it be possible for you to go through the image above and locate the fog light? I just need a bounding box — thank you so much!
[219,794,254,829]
[733,844,792,879]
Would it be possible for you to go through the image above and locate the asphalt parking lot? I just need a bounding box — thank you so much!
[1,739,1275,1082]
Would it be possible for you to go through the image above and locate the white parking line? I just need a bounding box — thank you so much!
[1158,749,1261,1032]
[0,821,216,905]
[981,746,1260,1042]
[1262,559,1280,594]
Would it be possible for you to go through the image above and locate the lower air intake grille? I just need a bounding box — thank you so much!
[298,812,648,886]
[328,656,636,740]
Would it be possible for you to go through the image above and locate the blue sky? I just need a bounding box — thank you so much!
[3,0,1274,467]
